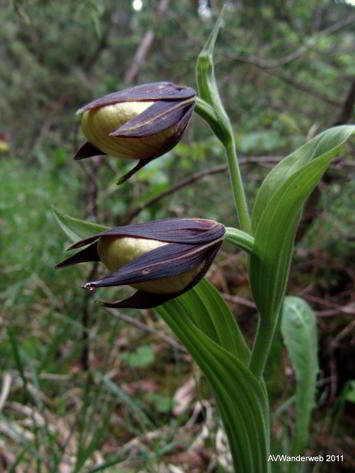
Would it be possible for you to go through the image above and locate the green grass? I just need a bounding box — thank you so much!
[1,157,80,295]
[0,157,201,472]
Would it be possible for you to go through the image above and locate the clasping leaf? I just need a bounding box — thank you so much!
[250,126,355,323]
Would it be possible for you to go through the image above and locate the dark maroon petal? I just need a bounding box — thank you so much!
[78,82,196,112]
[73,142,106,160]
[111,101,195,138]
[115,115,192,184]
[56,242,100,268]
[101,290,176,309]
[115,103,194,184]
[66,219,225,250]
[182,242,222,290]
[98,243,222,309]
[83,241,221,289]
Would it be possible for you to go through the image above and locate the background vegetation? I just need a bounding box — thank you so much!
[0,0,354,471]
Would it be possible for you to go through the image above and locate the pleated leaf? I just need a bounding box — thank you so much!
[157,282,270,473]
[281,296,318,465]
[179,279,250,363]
[250,126,355,324]
[252,125,355,230]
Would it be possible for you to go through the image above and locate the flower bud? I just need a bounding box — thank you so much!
[96,236,200,295]
[56,218,225,308]
[74,82,196,183]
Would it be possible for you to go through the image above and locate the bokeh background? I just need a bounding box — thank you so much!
[1,0,354,471]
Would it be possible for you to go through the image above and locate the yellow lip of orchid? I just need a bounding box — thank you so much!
[56,218,225,309]
[73,82,196,184]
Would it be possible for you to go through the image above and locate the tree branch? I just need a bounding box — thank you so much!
[121,156,282,224]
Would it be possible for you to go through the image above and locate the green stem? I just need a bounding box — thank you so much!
[249,307,281,378]
[195,97,226,143]
[195,98,252,234]
[225,137,252,235]
[224,227,255,254]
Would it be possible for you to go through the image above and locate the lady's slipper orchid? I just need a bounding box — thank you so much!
[74,82,196,183]
[56,218,225,308]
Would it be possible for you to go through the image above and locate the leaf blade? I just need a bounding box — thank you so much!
[157,286,270,473]
[250,127,355,324]
[281,296,318,460]
[52,207,109,243]
[252,125,355,230]
[177,279,250,363]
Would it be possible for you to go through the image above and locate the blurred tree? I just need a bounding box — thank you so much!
[1,0,354,161]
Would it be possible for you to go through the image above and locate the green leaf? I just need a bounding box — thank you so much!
[178,279,250,363]
[252,125,355,230]
[196,6,225,109]
[249,126,355,325]
[195,7,233,144]
[281,296,318,461]
[157,283,270,473]
[52,206,109,243]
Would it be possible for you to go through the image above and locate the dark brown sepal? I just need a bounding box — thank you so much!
[77,82,196,113]
[73,142,106,160]
[83,241,221,289]
[99,243,222,309]
[67,218,225,251]
[111,101,195,138]
[55,242,100,268]
[114,103,194,185]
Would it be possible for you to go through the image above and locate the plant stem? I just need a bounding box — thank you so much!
[224,227,255,254]
[195,96,225,141]
[225,137,252,234]
[195,98,252,234]
[249,307,281,378]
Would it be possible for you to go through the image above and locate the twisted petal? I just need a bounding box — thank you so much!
[116,158,157,185]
